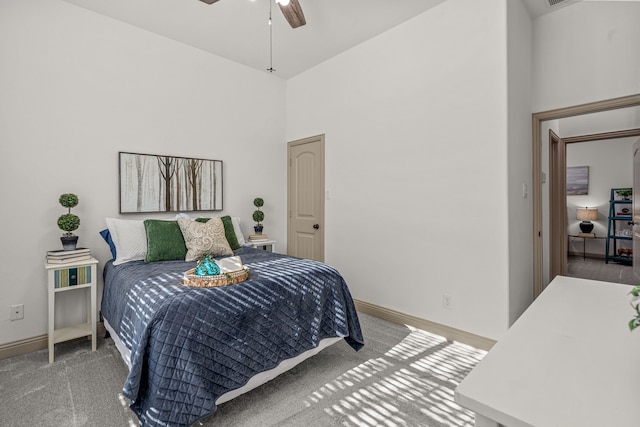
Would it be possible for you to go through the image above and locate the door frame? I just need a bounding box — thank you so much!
[634,141,640,283]
[548,130,567,281]
[533,93,640,297]
[548,128,640,283]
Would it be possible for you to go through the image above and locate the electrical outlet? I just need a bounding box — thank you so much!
[10,304,24,321]
[442,294,452,310]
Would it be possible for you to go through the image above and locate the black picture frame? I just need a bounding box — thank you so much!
[119,152,223,213]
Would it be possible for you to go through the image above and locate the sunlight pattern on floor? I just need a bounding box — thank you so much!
[303,328,486,426]
[118,393,141,427]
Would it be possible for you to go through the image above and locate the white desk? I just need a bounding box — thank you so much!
[455,276,640,427]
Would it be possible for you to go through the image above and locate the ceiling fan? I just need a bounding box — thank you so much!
[199,0,306,29]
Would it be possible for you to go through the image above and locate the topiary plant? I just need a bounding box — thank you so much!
[252,197,264,233]
[616,188,632,200]
[57,193,80,236]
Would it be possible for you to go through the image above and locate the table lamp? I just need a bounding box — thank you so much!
[576,207,598,233]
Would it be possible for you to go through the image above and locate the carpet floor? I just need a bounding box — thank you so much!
[567,255,636,285]
[0,313,486,427]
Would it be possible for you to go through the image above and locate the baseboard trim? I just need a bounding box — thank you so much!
[2,306,497,359]
[354,299,496,351]
[568,251,605,260]
[0,323,107,361]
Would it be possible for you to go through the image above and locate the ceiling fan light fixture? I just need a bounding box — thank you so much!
[275,0,290,6]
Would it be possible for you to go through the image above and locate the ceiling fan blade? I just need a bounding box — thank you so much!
[199,0,220,4]
[278,0,306,28]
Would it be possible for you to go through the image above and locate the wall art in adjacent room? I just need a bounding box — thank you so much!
[566,165,589,195]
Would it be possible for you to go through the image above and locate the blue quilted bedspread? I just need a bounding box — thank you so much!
[101,248,364,426]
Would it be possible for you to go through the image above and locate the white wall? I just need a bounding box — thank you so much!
[507,0,534,326]
[0,0,287,345]
[287,0,512,340]
[533,2,640,286]
[4,0,638,348]
[532,2,640,112]
[567,138,636,256]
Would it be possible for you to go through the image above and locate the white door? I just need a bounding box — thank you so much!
[633,140,640,282]
[287,135,324,261]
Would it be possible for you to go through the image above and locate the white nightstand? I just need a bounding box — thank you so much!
[45,257,99,363]
[247,240,276,252]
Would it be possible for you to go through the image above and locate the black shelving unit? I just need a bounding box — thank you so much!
[605,187,633,264]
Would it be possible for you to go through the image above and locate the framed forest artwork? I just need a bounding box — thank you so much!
[119,152,223,213]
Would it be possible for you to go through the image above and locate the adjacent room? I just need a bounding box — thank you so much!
[1,0,639,426]
[539,106,640,284]
[565,130,637,284]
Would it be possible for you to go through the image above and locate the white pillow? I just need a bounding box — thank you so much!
[106,218,148,266]
[231,217,246,245]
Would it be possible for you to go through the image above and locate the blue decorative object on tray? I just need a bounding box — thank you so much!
[195,254,220,276]
[184,254,249,287]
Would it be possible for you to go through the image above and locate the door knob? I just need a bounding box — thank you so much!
[313,224,320,230]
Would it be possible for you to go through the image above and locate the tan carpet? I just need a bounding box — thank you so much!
[0,313,486,427]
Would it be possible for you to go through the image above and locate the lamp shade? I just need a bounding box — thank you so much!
[576,207,598,221]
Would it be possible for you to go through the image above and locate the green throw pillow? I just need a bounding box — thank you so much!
[144,219,188,262]
[220,216,240,250]
[196,216,240,250]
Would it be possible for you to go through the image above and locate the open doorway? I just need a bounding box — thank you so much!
[562,132,639,283]
[532,94,640,297]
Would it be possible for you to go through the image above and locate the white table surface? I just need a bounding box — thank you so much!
[455,275,640,427]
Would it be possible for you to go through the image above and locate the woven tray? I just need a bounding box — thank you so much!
[183,268,249,288]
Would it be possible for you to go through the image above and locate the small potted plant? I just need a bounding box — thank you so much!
[616,188,632,200]
[57,193,80,250]
[252,197,265,234]
[629,285,640,331]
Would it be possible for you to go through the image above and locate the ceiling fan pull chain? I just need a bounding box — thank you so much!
[267,0,275,73]
[198,0,305,72]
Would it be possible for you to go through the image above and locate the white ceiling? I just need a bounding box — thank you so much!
[61,0,580,79]
[62,0,448,79]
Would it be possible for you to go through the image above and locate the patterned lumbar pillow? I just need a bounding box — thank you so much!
[177,217,233,261]
[196,216,241,250]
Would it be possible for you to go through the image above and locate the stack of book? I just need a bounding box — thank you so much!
[46,247,91,264]
[248,234,269,242]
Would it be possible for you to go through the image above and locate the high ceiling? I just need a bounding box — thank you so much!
[61,0,581,79]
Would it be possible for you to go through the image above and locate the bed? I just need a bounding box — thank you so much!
[101,246,364,427]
